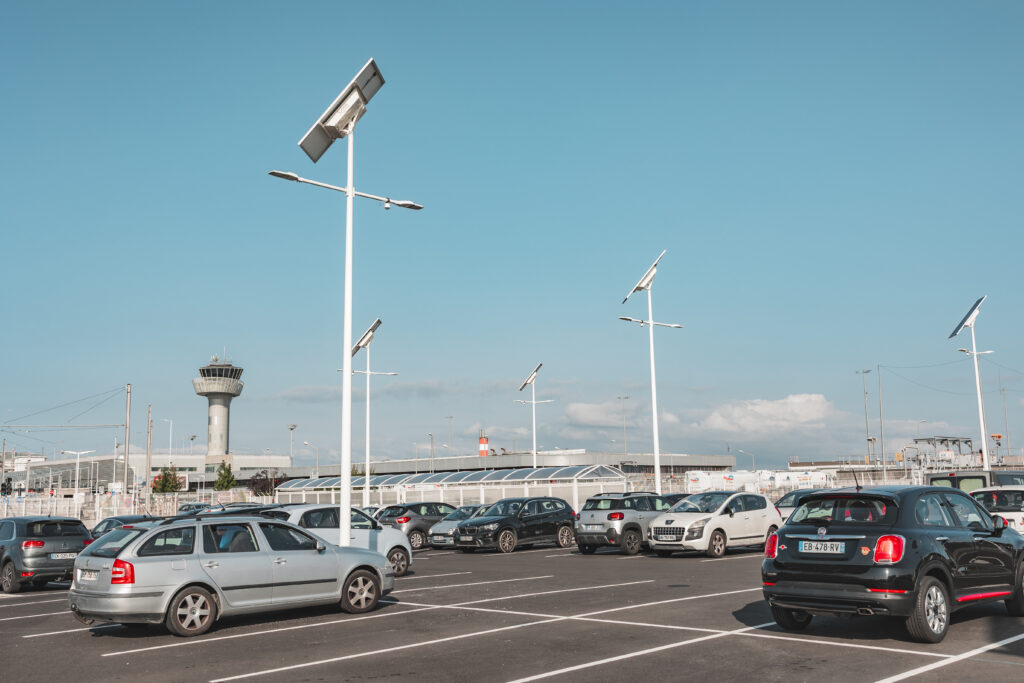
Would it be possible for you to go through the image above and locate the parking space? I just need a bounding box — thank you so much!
[3,548,1023,681]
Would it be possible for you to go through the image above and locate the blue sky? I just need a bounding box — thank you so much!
[3,2,1023,470]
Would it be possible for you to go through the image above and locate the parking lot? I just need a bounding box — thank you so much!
[3,544,1024,682]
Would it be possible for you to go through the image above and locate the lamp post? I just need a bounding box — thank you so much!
[738,449,755,470]
[189,435,196,457]
[855,369,872,459]
[270,59,420,547]
[620,250,683,495]
[917,420,927,440]
[516,363,554,468]
[617,395,630,458]
[949,296,992,471]
[288,425,297,460]
[351,318,397,508]
[161,419,173,467]
[60,450,94,495]
[303,441,319,479]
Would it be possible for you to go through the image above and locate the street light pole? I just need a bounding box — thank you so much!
[303,442,319,479]
[855,369,872,461]
[516,364,553,469]
[738,449,755,470]
[428,433,435,474]
[60,450,94,496]
[350,319,396,508]
[617,395,629,458]
[949,296,992,471]
[288,425,297,461]
[161,419,173,468]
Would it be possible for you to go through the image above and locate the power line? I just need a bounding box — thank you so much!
[4,386,124,424]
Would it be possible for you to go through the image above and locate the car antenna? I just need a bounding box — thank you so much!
[852,468,862,492]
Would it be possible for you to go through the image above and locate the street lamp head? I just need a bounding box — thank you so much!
[518,363,542,391]
[299,58,384,162]
[268,170,300,182]
[352,318,383,355]
[622,250,666,304]
[389,199,423,210]
[949,295,987,339]
[303,441,312,446]
[288,424,297,431]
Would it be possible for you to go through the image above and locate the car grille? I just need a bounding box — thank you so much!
[461,527,477,534]
[652,527,683,538]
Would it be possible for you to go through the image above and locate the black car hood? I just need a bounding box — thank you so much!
[458,514,511,528]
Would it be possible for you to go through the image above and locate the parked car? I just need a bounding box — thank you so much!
[774,489,823,522]
[972,486,1024,530]
[91,515,162,539]
[259,505,413,576]
[647,490,782,558]
[361,506,381,518]
[177,502,209,515]
[575,492,672,555]
[68,514,394,636]
[762,486,1024,643]
[428,504,487,548]
[1,517,92,593]
[377,502,457,550]
[453,497,576,553]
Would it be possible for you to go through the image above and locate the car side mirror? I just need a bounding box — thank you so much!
[724,507,733,517]
[315,541,326,553]
[993,516,1007,534]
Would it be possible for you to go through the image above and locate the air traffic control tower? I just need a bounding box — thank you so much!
[193,357,244,457]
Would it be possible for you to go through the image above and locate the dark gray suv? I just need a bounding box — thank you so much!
[1,516,92,593]
[377,502,456,550]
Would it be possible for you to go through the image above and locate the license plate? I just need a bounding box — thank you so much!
[459,535,473,542]
[799,541,845,554]
[657,534,679,541]
[584,524,602,531]
[433,536,453,544]
[80,569,98,581]
[50,552,77,560]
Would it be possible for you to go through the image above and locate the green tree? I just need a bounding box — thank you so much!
[247,469,274,496]
[213,462,236,491]
[152,466,182,494]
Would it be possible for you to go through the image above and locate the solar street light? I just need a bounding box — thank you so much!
[949,296,991,471]
[620,250,682,495]
[516,363,553,468]
[351,318,397,508]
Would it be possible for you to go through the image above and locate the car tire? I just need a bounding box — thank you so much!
[497,529,517,553]
[621,530,642,556]
[408,530,426,550]
[387,547,410,577]
[578,544,597,555]
[1,563,21,594]
[165,586,217,637]
[556,525,575,549]
[1005,561,1024,617]
[655,549,674,558]
[705,530,727,558]
[770,605,812,630]
[764,526,778,549]
[905,576,950,643]
[341,569,381,614]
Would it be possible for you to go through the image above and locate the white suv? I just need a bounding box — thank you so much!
[259,505,413,576]
[647,491,782,558]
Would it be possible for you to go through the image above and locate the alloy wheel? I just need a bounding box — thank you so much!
[174,593,211,632]
[925,585,947,634]
[347,576,377,610]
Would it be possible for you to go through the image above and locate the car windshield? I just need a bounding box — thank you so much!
[27,520,88,536]
[789,496,898,525]
[671,493,730,514]
[82,527,146,558]
[444,506,481,521]
[973,490,1024,513]
[483,500,524,517]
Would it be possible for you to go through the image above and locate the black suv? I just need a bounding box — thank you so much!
[453,497,576,553]
[1,517,92,593]
[762,486,1024,643]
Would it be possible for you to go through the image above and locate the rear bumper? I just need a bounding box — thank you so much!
[575,528,622,547]
[19,558,76,581]
[763,581,917,617]
[68,588,167,624]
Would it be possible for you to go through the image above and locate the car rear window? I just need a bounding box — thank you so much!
[973,490,1024,513]
[83,528,146,558]
[994,472,1024,486]
[27,521,88,537]
[583,499,624,511]
[379,506,407,518]
[788,496,898,526]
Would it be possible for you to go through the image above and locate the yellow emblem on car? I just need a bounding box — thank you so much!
[860,546,871,556]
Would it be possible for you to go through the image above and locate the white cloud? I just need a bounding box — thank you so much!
[695,394,833,435]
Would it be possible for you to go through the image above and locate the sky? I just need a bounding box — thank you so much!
[3,2,1024,472]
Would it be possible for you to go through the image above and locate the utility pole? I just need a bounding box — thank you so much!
[122,384,132,493]
[428,433,435,473]
[145,405,153,496]
[877,365,886,482]
[856,370,872,458]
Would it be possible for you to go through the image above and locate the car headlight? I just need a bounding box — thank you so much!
[481,523,498,531]
[686,518,710,540]
[446,528,454,536]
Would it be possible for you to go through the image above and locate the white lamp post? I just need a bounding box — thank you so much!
[738,449,755,470]
[271,59,420,546]
[516,363,553,468]
[949,296,992,471]
[351,318,397,508]
[161,418,173,467]
[303,441,320,479]
[60,450,94,495]
[288,424,297,460]
[620,250,683,495]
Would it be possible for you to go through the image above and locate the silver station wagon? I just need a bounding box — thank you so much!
[68,515,394,636]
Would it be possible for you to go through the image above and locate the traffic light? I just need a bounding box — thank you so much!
[0,479,9,495]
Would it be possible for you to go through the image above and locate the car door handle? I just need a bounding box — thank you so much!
[273,558,287,565]
[935,537,949,542]
[203,561,219,569]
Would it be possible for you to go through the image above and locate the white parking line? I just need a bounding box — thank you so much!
[0,610,68,622]
[393,576,553,594]
[700,554,762,563]
[737,629,951,659]
[0,590,69,600]
[875,630,1024,682]
[616,555,646,560]
[454,580,654,607]
[505,622,777,682]
[395,571,472,581]
[0,598,67,609]
[480,548,574,557]
[24,624,122,638]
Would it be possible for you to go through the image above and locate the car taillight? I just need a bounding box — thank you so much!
[83,538,93,545]
[873,535,905,564]
[395,516,411,524]
[574,512,579,520]
[21,540,44,549]
[608,512,625,521]
[764,532,778,559]
[111,559,135,584]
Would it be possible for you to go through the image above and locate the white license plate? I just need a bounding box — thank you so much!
[459,535,473,542]
[799,541,845,554]
[584,524,602,531]
[80,569,98,581]
[50,552,77,560]
[657,534,679,541]
[433,536,453,544]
